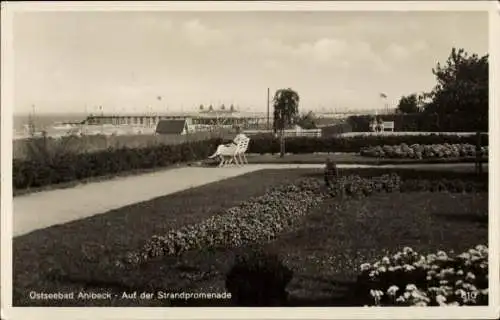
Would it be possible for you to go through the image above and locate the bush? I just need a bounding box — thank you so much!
[13,133,489,190]
[324,172,487,197]
[247,134,488,155]
[118,178,324,266]
[225,247,293,306]
[360,143,488,159]
[13,138,224,190]
[356,245,488,306]
[326,173,402,198]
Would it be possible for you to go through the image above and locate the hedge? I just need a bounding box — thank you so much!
[246,133,488,155]
[13,134,489,190]
[13,138,223,190]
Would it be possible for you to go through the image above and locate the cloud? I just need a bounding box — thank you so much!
[293,38,349,64]
[386,43,411,60]
[181,19,229,47]
[385,40,429,61]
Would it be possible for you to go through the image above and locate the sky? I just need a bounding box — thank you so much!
[12,10,489,115]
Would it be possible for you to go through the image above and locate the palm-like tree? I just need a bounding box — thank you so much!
[273,88,300,157]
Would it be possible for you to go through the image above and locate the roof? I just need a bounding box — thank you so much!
[155,119,187,134]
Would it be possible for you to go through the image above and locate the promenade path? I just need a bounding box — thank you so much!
[13,163,480,237]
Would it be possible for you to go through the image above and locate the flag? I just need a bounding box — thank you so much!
[379,93,387,99]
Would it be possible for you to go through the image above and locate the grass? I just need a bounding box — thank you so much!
[12,169,315,306]
[12,168,488,306]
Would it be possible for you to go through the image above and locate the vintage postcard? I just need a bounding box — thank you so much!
[1,1,499,319]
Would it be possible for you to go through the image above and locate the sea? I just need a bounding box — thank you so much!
[13,113,89,139]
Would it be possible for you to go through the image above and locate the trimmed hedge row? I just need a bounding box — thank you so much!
[247,134,488,155]
[13,133,488,190]
[13,138,223,190]
[360,143,488,159]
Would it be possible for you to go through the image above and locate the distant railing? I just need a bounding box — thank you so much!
[244,128,322,138]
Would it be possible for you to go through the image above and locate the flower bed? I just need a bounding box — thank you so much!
[325,173,486,197]
[360,143,488,159]
[118,171,487,268]
[356,245,488,306]
[118,178,325,267]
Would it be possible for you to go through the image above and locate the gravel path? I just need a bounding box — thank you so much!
[13,163,480,237]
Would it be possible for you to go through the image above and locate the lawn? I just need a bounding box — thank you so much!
[12,168,488,306]
[12,169,316,306]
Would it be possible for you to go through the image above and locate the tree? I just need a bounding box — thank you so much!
[423,47,488,131]
[221,104,226,111]
[199,104,204,111]
[397,94,420,114]
[208,104,214,112]
[230,104,235,112]
[296,111,317,129]
[273,88,300,157]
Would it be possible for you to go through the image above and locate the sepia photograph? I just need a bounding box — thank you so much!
[1,1,499,319]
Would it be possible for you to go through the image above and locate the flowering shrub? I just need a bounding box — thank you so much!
[118,178,324,266]
[326,173,402,198]
[356,245,488,306]
[360,143,488,159]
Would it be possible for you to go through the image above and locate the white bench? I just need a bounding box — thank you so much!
[218,137,251,167]
[382,121,394,132]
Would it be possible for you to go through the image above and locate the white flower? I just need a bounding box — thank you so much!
[378,266,387,273]
[436,294,447,306]
[466,272,476,280]
[456,269,464,276]
[388,266,395,272]
[370,289,384,297]
[360,263,371,271]
[381,256,390,264]
[475,244,487,252]
[406,284,417,291]
[455,289,466,297]
[458,252,471,260]
[403,247,414,254]
[396,295,406,303]
[403,292,411,299]
[447,301,460,306]
[414,301,427,306]
[480,289,488,295]
[403,264,416,272]
[437,250,447,257]
[387,285,399,295]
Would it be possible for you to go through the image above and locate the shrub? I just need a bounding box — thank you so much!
[360,143,488,159]
[356,245,488,306]
[247,134,487,155]
[13,138,224,190]
[225,247,293,306]
[118,178,324,267]
[326,174,402,198]
[13,133,489,190]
